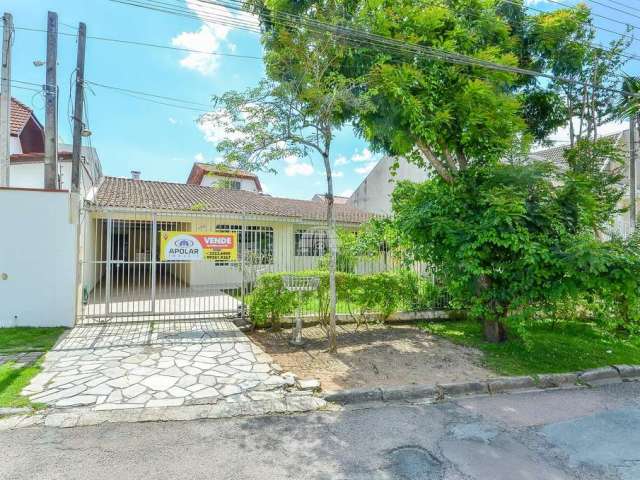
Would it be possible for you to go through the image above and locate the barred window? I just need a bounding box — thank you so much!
[295,229,328,257]
[216,225,274,265]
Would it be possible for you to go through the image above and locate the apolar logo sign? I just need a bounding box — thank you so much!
[160,231,238,262]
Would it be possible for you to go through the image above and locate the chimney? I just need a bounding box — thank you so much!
[131,170,141,180]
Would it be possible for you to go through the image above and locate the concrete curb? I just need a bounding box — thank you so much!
[0,394,327,431]
[323,364,640,406]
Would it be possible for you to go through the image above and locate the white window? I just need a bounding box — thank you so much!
[295,229,328,257]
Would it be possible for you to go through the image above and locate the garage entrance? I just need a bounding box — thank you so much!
[76,210,256,325]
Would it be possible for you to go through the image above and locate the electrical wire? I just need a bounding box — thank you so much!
[106,0,638,97]
[585,0,640,21]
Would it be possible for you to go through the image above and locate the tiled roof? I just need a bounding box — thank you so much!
[8,97,35,136]
[95,176,372,224]
[528,130,630,170]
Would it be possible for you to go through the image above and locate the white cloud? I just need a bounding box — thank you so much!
[525,0,549,4]
[170,0,257,76]
[355,162,376,175]
[339,189,354,197]
[352,148,373,163]
[284,155,298,165]
[285,162,314,176]
[194,152,205,162]
[168,117,177,125]
[198,110,248,144]
[333,171,344,178]
[334,155,348,166]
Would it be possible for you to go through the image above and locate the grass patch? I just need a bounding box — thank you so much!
[421,319,640,376]
[0,327,66,354]
[0,361,45,409]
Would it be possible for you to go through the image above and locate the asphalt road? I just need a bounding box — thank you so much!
[1,381,640,480]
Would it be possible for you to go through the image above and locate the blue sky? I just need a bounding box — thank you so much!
[4,0,639,199]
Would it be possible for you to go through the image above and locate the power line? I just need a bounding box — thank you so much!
[541,0,640,32]
[586,0,640,21]
[85,80,212,108]
[107,0,638,97]
[13,26,263,60]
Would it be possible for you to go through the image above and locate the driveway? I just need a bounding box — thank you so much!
[23,319,294,410]
[3,382,640,479]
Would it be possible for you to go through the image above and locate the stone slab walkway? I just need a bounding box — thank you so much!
[23,319,297,411]
[0,352,42,368]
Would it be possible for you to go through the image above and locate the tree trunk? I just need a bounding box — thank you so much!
[483,318,507,343]
[322,152,338,354]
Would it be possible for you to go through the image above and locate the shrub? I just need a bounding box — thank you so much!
[246,269,448,327]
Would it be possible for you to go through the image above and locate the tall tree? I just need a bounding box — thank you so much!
[205,61,363,353]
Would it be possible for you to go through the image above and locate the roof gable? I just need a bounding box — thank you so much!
[5,97,40,136]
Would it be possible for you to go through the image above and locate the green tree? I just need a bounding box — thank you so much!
[206,73,364,353]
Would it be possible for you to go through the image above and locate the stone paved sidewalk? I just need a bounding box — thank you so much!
[0,352,42,368]
[23,319,298,411]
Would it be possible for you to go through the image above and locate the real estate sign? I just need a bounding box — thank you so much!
[160,231,238,262]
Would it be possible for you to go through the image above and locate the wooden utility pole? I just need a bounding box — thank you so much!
[71,22,86,193]
[44,11,58,190]
[0,12,12,187]
[631,116,637,234]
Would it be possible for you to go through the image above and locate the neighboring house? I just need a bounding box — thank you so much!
[529,129,637,237]
[6,97,102,195]
[311,194,350,205]
[348,156,430,215]
[186,162,262,192]
[79,175,372,317]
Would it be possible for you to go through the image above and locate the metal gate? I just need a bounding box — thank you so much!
[76,208,271,325]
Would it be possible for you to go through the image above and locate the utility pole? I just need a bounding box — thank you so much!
[71,22,86,193]
[44,11,58,190]
[631,115,637,234]
[0,12,12,187]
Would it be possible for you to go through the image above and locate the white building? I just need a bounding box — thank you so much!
[348,156,430,215]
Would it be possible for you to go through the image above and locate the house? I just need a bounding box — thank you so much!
[186,162,262,192]
[311,194,350,204]
[348,156,430,215]
[529,129,637,237]
[6,97,102,194]
[76,168,373,324]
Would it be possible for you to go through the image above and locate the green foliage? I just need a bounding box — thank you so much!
[0,361,45,408]
[422,319,640,376]
[246,269,447,327]
[390,139,639,333]
[0,327,65,354]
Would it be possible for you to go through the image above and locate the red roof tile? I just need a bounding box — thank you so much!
[95,176,372,224]
[7,97,36,136]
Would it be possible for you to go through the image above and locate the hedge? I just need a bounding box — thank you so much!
[246,269,450,327]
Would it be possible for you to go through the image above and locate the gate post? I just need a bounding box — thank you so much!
[240,209,246,321]
[151,213,157,313]
[105,216,112,316]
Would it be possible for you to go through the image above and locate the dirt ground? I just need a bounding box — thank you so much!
[248,323,496,391]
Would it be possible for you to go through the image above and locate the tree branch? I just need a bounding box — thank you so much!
[416,140,454,183]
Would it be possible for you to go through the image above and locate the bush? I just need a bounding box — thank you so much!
[246,269,448,327]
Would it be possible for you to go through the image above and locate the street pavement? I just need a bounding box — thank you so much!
[1,381,640,480]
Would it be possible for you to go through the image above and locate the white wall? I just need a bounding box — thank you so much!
[349,156,430,215]
[0,189,78,327]
[200,174,258,192]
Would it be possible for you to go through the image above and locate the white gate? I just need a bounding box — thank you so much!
[76,208,272,325]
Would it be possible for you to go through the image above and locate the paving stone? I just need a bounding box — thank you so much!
[107,375,144,389]
[128,393,152,404]
[199,375,218,387]
[103,367,127,379]
[219,384,242,396]
[168,386,191,398]
[123,384,147,399]
[252,363,272,373]
[141,374,178,391]
[107,389,123,403]
[56,395,97,407]
[183,366,202,376]
[162,366,184,377]
[85,383,114,396]
[191,387,220,399]
[187,384,207,393]
[32,385,87,403]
